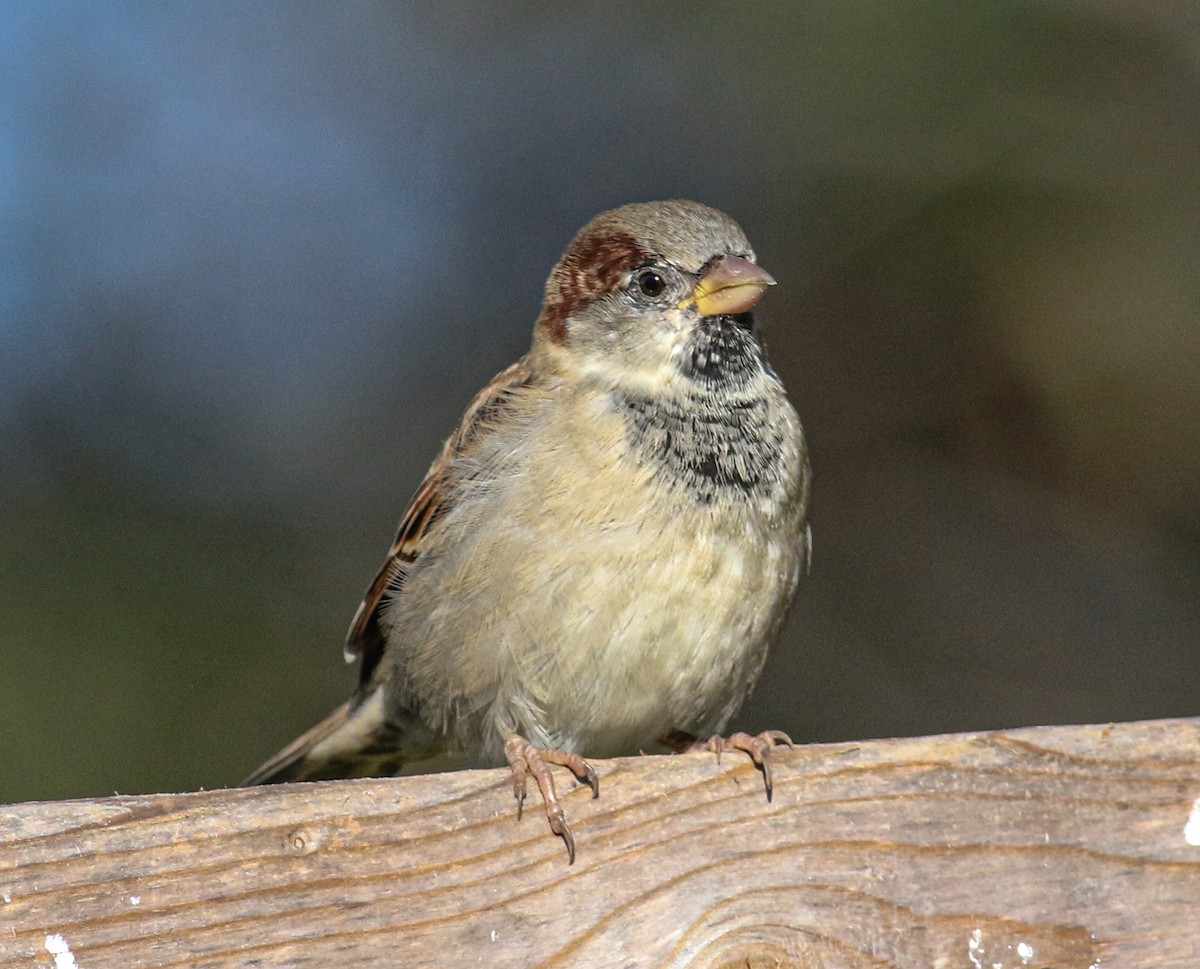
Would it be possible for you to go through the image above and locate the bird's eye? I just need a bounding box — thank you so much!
[635,269,666,298]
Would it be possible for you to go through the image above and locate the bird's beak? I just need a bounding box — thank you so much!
[680,255,776,317]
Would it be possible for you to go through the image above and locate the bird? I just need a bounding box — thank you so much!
[243,200,812,863]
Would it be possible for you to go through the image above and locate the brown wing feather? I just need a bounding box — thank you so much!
[345,357,536,684]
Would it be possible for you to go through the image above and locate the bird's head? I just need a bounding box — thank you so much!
[534,200,776,395]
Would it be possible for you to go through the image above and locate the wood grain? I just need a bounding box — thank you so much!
[2,718,1199,968]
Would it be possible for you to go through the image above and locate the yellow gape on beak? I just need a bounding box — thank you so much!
[680,254,776,317]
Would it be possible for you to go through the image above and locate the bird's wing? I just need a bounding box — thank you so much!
[344,356,536,685]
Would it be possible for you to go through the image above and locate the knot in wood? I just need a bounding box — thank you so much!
[284,827,320,855]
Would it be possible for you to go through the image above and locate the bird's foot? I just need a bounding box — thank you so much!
[503,734,599,864]
[662,728,794,801]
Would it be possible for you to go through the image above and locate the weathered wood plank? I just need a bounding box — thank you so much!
[2,718,1199,968]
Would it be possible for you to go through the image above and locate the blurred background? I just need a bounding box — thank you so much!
[3,3,1199,805]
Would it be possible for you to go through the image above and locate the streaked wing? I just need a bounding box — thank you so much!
[345,356,536,684]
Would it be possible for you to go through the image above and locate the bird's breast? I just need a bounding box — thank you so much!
[384,381,808,761]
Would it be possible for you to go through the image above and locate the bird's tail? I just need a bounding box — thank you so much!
[241,689,412,786]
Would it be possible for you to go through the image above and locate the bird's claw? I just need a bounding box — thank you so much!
[705,729,794,801]
[504,735,598,864]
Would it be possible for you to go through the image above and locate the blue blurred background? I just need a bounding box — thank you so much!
[3,3,1199,803]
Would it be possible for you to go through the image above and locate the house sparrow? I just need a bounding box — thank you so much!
[244,200,812,862]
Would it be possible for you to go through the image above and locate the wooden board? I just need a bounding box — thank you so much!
[3,718,1199,967]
